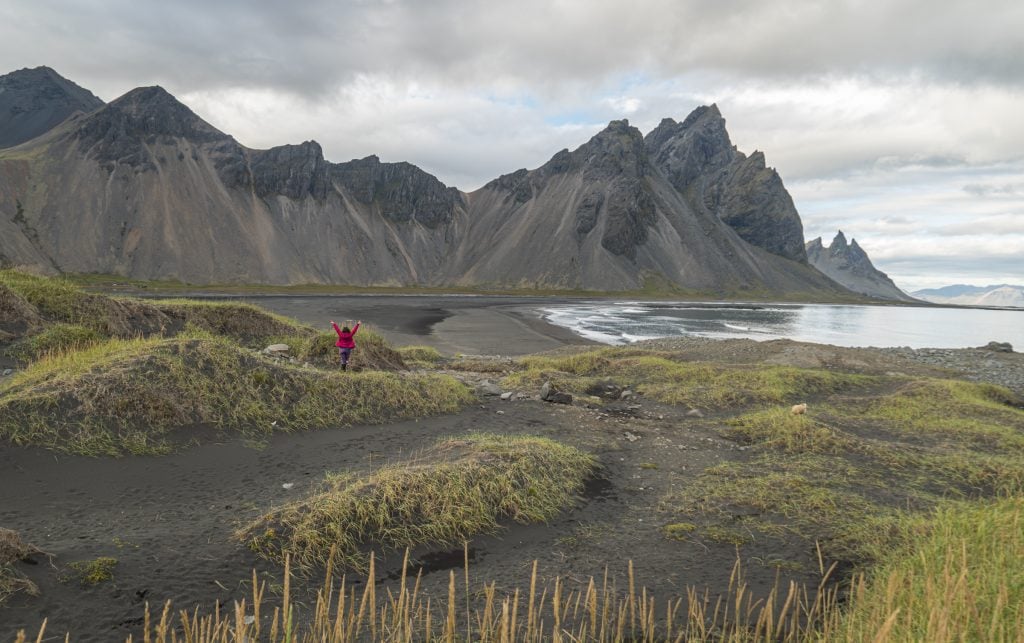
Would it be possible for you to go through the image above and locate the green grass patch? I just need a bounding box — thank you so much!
[397,345,444,367]
[848,378,1024,451]
[666,376,1024,569]
[836,496,1024,641]
[0,335,472,456]
[506,347,873,409]
[662,522,697,540]
[9,322,102,360]
[240,433,596,571]
[65,557,118,586]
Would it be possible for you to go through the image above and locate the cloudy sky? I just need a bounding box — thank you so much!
[2,0,1022,291]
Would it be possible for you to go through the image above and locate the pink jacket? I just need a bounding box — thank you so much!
[331,322,359,349]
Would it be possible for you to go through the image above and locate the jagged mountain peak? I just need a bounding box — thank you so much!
[0,66,104,148]
[807,231,914,301]
[567,118,648,180]
[71,85,230,167]
[679,102,723,128]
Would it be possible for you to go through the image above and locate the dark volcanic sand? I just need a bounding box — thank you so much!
[0,393,819,640]
[2,299,840,639]
[167,294,595,356]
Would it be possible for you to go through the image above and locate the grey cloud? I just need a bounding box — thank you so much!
[2,0,1023,101]
[963,183,1021,197]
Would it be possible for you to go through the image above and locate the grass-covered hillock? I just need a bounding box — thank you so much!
[241,433,596,570]
[0,335,472,456]
[506,347,874,408]
[1,270,411,370]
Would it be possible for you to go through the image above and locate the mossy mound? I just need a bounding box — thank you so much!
[0,335,472,456]
[240,433,596,570]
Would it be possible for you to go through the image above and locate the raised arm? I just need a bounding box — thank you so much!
[331,321,343,338]
[351,321,361,335]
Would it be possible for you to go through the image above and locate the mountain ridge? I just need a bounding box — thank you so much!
[0,67,856,298]
[913,284,1024,308]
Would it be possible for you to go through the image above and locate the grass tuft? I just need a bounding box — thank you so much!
[397,345,444,367]
[0,528,42,604]
[10,322,102,360]
[66,557,118,586]
[240,433,596,571]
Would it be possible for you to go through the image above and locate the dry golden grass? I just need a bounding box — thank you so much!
[21,495,1024,642]
[240,433,596,571]
[0,528,42,605]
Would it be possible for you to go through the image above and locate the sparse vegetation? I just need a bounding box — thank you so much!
[240,434,596,570]
[66,557,118,586]
[662,522,697,540]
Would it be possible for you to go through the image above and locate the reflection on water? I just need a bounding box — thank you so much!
[542,302,1023,349]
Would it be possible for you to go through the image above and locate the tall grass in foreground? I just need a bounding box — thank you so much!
[15,497,1024,642]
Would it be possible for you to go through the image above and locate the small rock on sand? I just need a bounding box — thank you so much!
[476,380,502,396]
[500,392,513,400]
[686,409,704,418]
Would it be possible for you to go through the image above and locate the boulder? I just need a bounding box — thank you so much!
[264,343,290,354]
[540,380,573,405]
[980,341,1013,353]
[476,380,502,396]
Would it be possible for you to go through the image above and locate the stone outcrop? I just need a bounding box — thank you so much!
[645,105,808,262]
[0,66,104,148]
[806,232,915,301]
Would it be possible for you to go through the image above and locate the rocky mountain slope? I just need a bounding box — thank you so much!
[806,231,914,301]
[0,66,104,149]
[913,284,1024,308]
[0,67,854,297]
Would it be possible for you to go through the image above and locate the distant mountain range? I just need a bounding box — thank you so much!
[0,66,867,297]
[912,284,1024,308]
[806,231,916,302]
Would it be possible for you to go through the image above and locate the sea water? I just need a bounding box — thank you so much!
[541,302,1024,349]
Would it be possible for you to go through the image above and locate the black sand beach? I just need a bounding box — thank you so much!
[180,294,596,356]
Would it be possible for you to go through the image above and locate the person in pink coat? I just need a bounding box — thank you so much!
[330,319,361,371]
